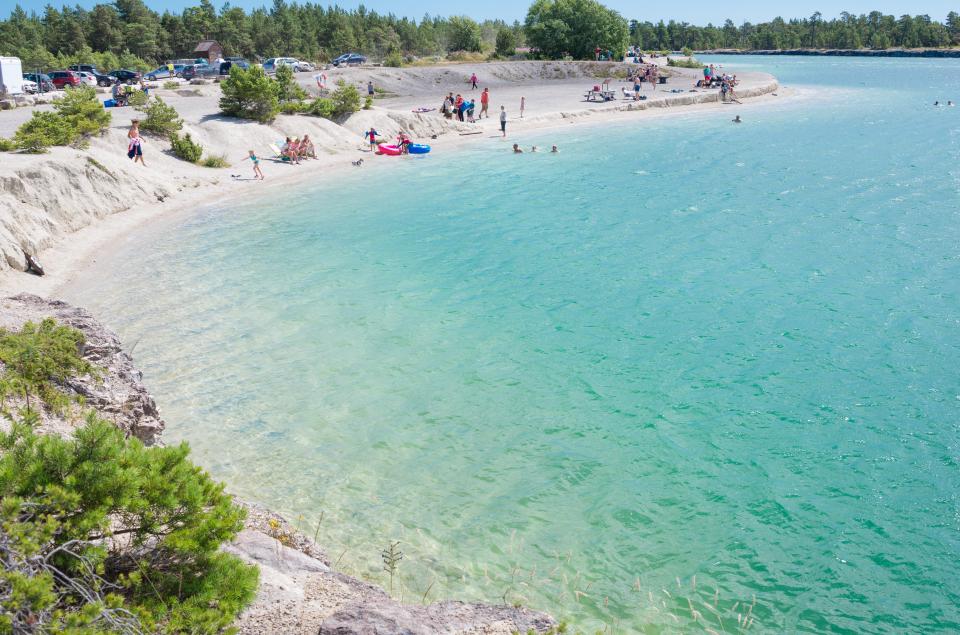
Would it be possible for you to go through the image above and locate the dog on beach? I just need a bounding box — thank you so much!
[352,159,364,167]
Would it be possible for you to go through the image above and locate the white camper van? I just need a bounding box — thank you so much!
[0,57,24,96]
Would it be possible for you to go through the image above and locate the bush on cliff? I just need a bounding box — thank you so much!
[136,96,184,137]
[274,63,308,103]
[331,80,361,117]
[12,86,110,152]
[0,320,258,633]
[169,131,204,163]
[219,65,279,123]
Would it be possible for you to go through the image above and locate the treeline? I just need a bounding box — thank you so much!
[1,0,960,71]
[0,0,526,70]
[630,12,960,51]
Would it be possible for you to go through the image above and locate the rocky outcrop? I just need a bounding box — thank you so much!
[0,294,556,634]
[0,293,164,443]
[226,528,555,635]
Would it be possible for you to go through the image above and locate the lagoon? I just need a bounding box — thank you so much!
[70,56,960,632]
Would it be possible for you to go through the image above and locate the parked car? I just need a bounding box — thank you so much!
[21,78,38,93]
[182,63,219,80]
[262,57,302,73]
[145,65,185,80]
[75,71,98,87]
[48,70,81,89]
[23,72,55,93]
[67,64,116,86]
[218,59,250,75]
[332,53,366,67]
[109,69,142,83]
[294,60,314,72]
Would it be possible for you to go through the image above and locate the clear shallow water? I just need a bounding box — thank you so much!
[71,57,960,632]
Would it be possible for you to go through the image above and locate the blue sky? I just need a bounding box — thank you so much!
[7,0,957,25]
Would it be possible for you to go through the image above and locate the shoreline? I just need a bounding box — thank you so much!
[0,63,781,298]
[699,47,960,58]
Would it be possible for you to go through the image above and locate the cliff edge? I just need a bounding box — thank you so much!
[0,293,557,634]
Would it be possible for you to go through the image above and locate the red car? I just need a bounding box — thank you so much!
[48,70,82,89]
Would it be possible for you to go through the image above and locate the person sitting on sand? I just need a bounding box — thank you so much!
[551,145,559,153]
[282,137,300,164]
[512,143,522,153]
[300,135,316,159]
[245,150,264,180]
[112,79,126,106]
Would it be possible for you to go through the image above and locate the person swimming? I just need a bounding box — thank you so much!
[551,145,559,153]
[949,101,955,106]
[512,143,523,153]
[530,145,538,152]
[733,115,742,123]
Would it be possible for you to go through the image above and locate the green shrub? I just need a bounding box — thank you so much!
[0,319,258,633]
[126,89,148,107]
[169,132,203,163]
[274,64,308,102]
[363,95,373,110]
[667,56,701,68]
[0,137,14,151]
[384,49,403,67]
[681,46,694,57]
[220,65,279,123]
[53,85,111,138]
[331,80,361,117]
[13,112,72,153]
[308,97,335,118]
[162,80,179,89]
[136,96,183,137]
[495,28,517,57]
[201,154,229,168]
[279,100,308,114]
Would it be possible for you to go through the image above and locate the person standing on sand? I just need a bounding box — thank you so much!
[500,106,507,137]
[367,127,379,151]
[367,81,374,97]
[470,72,478,89]
[166,62,174,78]
[595,45,601,60]
[520,96,525,119]
[127,119,145,166]
[480,88,489,118]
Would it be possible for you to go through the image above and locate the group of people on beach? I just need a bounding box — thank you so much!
[279,135,317,164]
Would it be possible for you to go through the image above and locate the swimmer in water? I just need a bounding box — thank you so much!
[512,143,523,153]
[551,145,559,153]
[530,145,538,152]
[733,115,742,123]
[949,101,955,106]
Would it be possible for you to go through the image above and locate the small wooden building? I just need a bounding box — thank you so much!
[193,40,224,64]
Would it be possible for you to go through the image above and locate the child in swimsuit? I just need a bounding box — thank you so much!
[247,150,264,180]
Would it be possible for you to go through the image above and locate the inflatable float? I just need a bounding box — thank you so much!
[377,143,432,155]
[377,143,402,156]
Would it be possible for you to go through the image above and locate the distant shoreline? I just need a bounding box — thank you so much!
[698,48,960,58]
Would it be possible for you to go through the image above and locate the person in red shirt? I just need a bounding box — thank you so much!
[480,87,489,118]
[595,45,601,60]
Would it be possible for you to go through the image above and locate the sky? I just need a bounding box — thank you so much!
[7,0,957,25]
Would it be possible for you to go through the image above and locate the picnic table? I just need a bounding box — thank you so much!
[584,89,616,102]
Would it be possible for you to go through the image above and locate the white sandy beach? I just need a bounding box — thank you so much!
[0,60,781,297]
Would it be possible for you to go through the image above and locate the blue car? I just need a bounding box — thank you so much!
[145,65,186,81]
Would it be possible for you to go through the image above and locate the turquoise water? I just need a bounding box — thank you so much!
[71,57,960,632]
